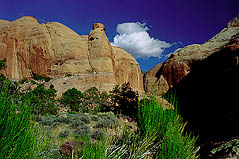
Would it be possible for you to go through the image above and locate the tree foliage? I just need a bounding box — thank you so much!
[22,84,57,115]
[0,58,7,70]
[110,82,139,118]
[60,88,83,111]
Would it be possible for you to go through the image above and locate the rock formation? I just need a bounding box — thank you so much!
[144,15,239,143]
[144,15,239,94]
[0,16,144,96]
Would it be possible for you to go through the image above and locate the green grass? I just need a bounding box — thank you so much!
[0,81,37,158]
[76,91,199,159]
[80,137,107,159]
[138,92,199,158]
[0,80,60,159]
[0,79,199,158]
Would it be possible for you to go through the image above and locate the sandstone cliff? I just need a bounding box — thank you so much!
[0,16,143,96]
[144,15,239,143]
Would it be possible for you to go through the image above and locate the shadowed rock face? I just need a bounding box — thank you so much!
[172,38,239,142]
[143,15,239,143]
[144,16,239,94]
[0,16,144,94]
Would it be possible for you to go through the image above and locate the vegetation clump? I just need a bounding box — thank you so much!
[0,60,199,159]
[73,124,91,138]
[32,72,51,82]
[110,82,139,119]
[22,84,58,115]
[59,129,70,138]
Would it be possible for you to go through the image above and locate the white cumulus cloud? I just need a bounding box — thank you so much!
[111,22,171,58]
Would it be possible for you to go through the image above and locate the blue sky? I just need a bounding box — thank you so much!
[0,0,238,71]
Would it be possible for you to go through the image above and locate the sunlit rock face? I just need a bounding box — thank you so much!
[0,16,144,95]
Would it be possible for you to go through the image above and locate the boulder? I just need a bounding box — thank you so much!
[0,16,144,94]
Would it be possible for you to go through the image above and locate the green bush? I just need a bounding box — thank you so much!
[67,113,91,124]
[91,129,104,140]
[35,126,62,159]
[19,78,29,84]
[90,115,100,121]
[60,88,83,111]
[60,87,113,113]
[70,120,86,129]
[0,74,6,82]
[97,112,118,128]
[32,72,51,82]
[22,84,57,115]
[94,118,117,129]
[110,82,139,119]
[59,129,70,138]
[73,124,91,138]
[0,58,7,70]
[40,116,56,126]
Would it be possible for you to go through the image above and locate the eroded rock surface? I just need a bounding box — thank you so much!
[0,16,144,94]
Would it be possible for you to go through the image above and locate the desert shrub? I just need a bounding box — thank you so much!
[117,114,130,119]
[60,88,83,111]
[39,116,61,128]
[30,80,37,84]
[90,115,100,121]
[35,126,62,159]
[51,121,60,127]
[19,78,29,84]
[59,129,70,138]
[100,112,117,122]
[105,127,157,159]
[99,112,118,128]
[94,113,118,129]
[110,82,138,119]
[81,87,110,113]
[22,84,57,115]
[70,120,86,129]
[0,58,7,70]
[73,124,91,138]
[91,129,104,140]
[60,87,112,113]
[77,114,91,124]
[40,116,56,126]
[67,113,91,124]
[94,119,111,129]
[54,115,69,124]
[32,72,51,82]
[0,74,6,82]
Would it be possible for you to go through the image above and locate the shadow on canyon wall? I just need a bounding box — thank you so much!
[166,46,239,144]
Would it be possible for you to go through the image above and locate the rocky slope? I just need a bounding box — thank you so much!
[0,16,143,96]
[144,15,239,145]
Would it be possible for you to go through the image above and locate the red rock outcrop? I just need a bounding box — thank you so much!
[0,16,144,94]
[144,15,239,94]
[144,15,239,143]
